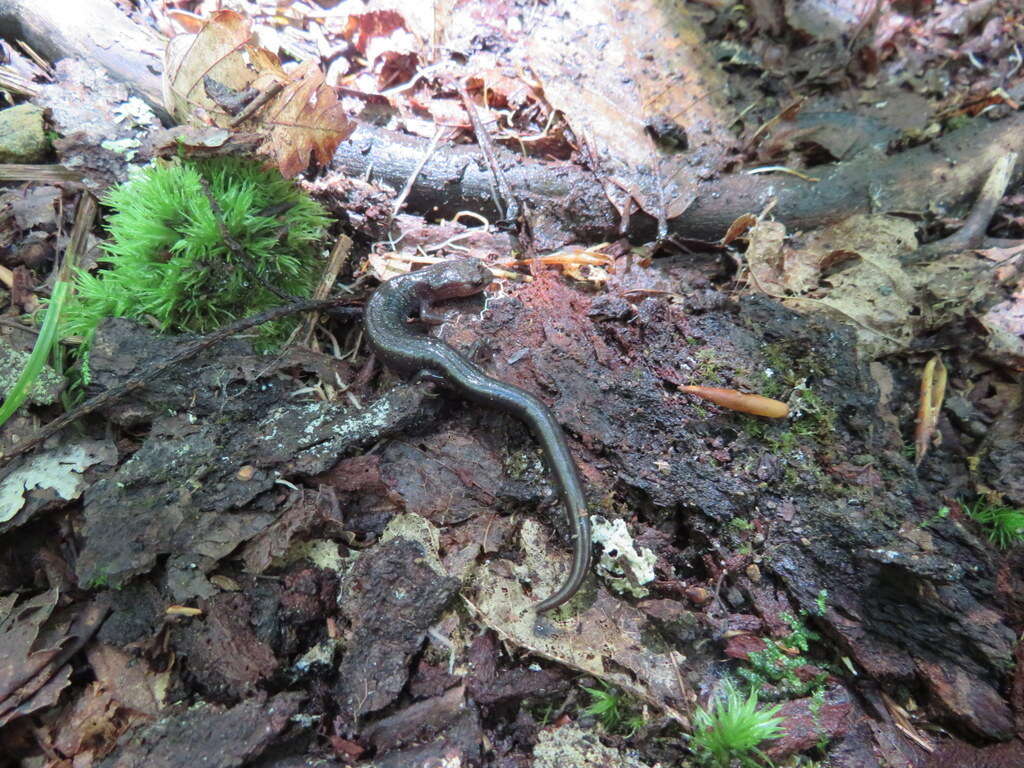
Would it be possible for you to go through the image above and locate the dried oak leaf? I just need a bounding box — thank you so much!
[251,60,353,178]
[163,9,353,177]
[0,589,70,726]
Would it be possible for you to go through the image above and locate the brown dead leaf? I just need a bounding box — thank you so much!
[163,10,353,177]
[722,213,758,245]
[786,214,919,357]
[913,254,997,325]
[163,10,255,124]
[745,220,787,294]
[343,10,409,55]
[51,683,139,763]
[332,8,421,94]
[781,247,824,293]
[748,213,1015,360]
[527,0,734,224]
[466,69,541,111]
[469,520,694,724]
[255,60,353,177]
[87,644,168,717]
[977,242,1024,282]
[979,297,1024,370]
[0,589,70,726]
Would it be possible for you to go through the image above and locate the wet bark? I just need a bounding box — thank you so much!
[332,114,1024,248]
[0,0,167,121]
[4,0,1022,249]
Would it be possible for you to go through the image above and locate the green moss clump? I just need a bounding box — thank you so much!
[61,158,329,370]
[737,608,830,700]
[964,499,1024,549]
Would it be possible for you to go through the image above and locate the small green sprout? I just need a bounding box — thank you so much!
[964,499,1024,549]
[729,517,755,532]
[814,589,828,617]
[920,506,950,531]
[691,680,784,767]
[581,682,645,735]
[737,611,829,699]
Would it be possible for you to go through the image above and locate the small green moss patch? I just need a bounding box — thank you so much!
[61,157,329,375]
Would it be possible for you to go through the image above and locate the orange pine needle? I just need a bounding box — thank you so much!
[914,355,947,466]
[679,385,790,418]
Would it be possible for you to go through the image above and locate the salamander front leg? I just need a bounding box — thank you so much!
[412,369,447,393]
[418,300,459,326]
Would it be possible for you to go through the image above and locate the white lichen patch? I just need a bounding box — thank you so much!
[1,439,115,524]
[279,538,348,572]
[590,515,657,598]
[533,723,659,768]
[100,136,141,160]
[0,341,64,406]
[471,521,692,722]
[294,637,341,672]
[380,512,445,575]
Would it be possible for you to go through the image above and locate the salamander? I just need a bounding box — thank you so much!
[364,259,591,613]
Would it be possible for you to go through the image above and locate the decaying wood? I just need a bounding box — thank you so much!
[333,114,1024,247]
[0,0,166,119]
[0,296,363,462]
[4,0,1022,250]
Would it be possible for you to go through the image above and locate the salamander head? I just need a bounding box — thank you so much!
[424,259,494,300]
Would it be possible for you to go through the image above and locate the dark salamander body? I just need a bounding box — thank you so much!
[364,259,591,613]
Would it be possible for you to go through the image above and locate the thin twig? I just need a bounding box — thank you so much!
[0,296,362,461]
[228,80,285,127]
[301,233,353,346]
[458,83,518,222]
[913,152,1018,261]
[61,192,97,280]
[390,125,447,226]
[0,165,84,183]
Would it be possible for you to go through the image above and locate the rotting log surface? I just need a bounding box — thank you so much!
[0,0,167,121]
[332,113,1024,247]
[3,0,1022,248]
[54,264,1022,759]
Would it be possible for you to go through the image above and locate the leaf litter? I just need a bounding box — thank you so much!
[4,0,1024,766]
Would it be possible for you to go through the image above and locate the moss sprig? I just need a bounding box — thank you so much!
[60,157,329,376]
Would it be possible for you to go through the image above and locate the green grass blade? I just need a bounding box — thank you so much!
[0,279,71,427]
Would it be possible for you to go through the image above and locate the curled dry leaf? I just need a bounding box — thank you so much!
[721,212,758,245]
[915,355,947,466]
[469,520,693,725]
[163,9,353,177]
